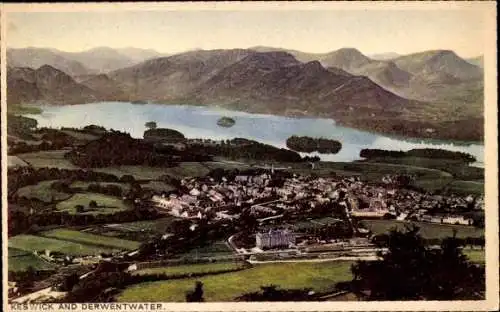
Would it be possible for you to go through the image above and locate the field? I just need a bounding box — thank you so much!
[360,219,484,239]
[117,261,354,302]
[132,262,244,276]
[446,180,484,196]
[70,181,131,192]
[83,217,179,241]
[8,156,30,167]
[8,248,57,272]
[17,150,79,169]
[55,193,130,215]
[7,104,43,115]
[141,181,176,193]
[463,249,485,264]
[16,180,72,203]
[40,229,140,250]
[91,161,245,180]
[177,240,234,258]
[9,234,119,256]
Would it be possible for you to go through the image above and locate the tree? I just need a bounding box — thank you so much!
[185,281,204,302]
[351,226,485,300]
[75,205,85,213]
[145,121,157,130]
[59,273,80,292]
[89,200,98,208]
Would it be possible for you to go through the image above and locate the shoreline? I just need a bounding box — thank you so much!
[20,101,484,146]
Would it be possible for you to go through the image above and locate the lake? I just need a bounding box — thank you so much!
[24,102,484,166]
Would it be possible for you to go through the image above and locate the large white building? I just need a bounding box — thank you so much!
[256,229,296,249]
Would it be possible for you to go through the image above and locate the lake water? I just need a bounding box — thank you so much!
[25,102,484,166]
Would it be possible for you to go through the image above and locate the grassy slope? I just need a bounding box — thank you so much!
[117,261,354,302]
[360,219,484,239]
[132,262,243,276]
[40,229,140,250]
[9,235,118,256]
[55,193,130,215]
[16,180,72,203]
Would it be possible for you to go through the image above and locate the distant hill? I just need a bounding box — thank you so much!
[109,49,255,100]
[7,65,98,105]
[368,52,401,61]
[6,47,484,141]
[114,47,166,62]
[466,55,484,68]
[109,50,413,119]
[7,47,166,75]
[7,48,94,77]
[79,74,129,101]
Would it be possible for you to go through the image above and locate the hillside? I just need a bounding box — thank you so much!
[79,74,129,101]
[7,47,164,75]
[7,48,94,77]
[109,49,254,100]
[7,65,98,105]
[6,47,484,141]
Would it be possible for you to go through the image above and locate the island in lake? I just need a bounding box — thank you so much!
[286,135,342,154]
[217,116,236,128]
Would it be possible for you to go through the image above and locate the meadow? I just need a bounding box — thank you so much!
[8,248,57,272]
[117,261,354,302]
[17,150,79,170]
[16,180,72,203]
[360,219,484,239]
[40,228,140,250]
[9,234,118,256]
[132,262,244,276]
[56,193,130,215]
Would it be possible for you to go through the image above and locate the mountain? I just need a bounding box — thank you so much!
[59,47,137,73]
[109,49,254,100]
[7,48,94,77]
[191,52,413,117]
[7,65,98,105]
[368,52,401,61]
[114,47,166,62]
[249,46,320,63]
[78,74,129,101]
[7,47,166,75]
[318,48,373,72]
[466,55,484,68]
[393,50,483,81]
[109,49,414,119]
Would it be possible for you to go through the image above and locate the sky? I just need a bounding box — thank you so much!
[5,5,491,58]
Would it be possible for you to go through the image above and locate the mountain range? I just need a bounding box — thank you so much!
[6,46,484,141]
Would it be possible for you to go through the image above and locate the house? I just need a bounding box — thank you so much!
[256,229,296,249]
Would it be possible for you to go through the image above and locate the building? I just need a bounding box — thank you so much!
[256,229,296,249]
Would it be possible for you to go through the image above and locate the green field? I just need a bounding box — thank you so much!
[8,247,57,272]
[56,193,130,215]
[91,162,213,180]
[133,262,244,276]
[141,181,176,193]
[445,180,484,196]
[16,180,72,203]
[40,229,140,250]
[117,261,353,302]
[8,104,43,115]
[17,150,79,169]
[178,240,234,258]
[360,219,484,239]
[463,249,485,264]
[101,217,178,233]
[9,234,118,256]
[70,181,130,192]
[8,254,57,272]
